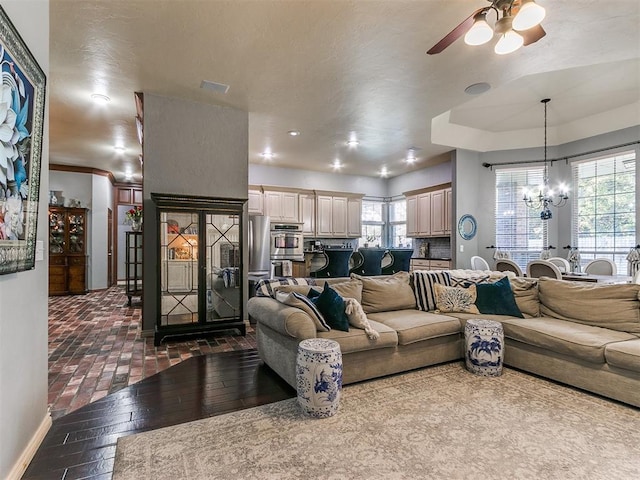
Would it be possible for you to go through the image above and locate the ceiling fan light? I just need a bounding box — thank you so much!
[494,30,524,55]
[512,0,546,31]
[464,13,493,46]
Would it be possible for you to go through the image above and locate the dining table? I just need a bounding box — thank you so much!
[561,272,632,284]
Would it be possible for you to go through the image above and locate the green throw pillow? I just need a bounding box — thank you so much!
[475,276,524,318]
[310,283,350,332]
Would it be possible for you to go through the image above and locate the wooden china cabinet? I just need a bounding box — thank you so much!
[49,207,88,295]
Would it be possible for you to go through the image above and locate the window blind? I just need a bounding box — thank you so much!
[571,151,636,272]
[495,167,547,269]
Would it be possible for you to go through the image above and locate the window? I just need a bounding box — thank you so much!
[359,200,384,246]
[572,151,636,273]
[389,199,412,248]
[495,167,548,269]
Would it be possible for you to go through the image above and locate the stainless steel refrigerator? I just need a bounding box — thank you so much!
[248,215,271,275]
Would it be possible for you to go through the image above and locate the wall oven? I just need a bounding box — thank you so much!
[270,223,304,261]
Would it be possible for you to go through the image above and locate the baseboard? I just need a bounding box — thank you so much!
[6,410,52,480]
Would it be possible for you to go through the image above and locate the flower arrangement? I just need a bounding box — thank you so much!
[126,206,143,222]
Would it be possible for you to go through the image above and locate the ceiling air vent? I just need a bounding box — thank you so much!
[200,80,230,94]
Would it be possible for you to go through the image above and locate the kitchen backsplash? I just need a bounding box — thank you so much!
[413,237,451,259]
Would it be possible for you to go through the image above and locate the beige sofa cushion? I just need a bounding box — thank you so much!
[501,317,637,364]
[351,272,416,313]
[247,297,317,340]
[367,310,461,345]
[604,339,640,373]
[510,277,539,318]
[538,278,640,333]
[318,320,398,353]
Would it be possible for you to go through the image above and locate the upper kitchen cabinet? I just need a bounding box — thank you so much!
[263,188,299,223]
[405,184,452,238]
[248,187,263,215]
[316,192,363,238]
[299,192,316,236]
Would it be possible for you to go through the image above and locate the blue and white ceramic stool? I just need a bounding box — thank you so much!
[464,319,504,376]
[296,338,343,418]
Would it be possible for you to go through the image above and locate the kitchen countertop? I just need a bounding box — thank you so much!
[411,257,452,261]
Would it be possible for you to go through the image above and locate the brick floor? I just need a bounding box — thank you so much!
[48,286,256,419]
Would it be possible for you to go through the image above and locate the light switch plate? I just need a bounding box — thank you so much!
[459,245,464,252]
[36,240,44,261]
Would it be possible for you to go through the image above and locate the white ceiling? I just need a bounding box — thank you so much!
[49,0,640,182]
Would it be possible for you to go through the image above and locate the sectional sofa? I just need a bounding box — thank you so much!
[246,271,640,408]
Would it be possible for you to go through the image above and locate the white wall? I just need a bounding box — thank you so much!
[0,1,49,478]
[250,164,387,197]
[387,160,453,197]
[90,174,112,289]
[142,93,248,331]
[49,170,92,207]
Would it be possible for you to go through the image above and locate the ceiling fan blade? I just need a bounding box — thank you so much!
[521,24,546,46]
[427,7,487,55]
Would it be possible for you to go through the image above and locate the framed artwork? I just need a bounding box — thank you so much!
[0,6,46,275]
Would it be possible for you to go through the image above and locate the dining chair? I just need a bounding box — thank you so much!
[584,258,617,276]
[526,260,562,279]
[494,259,523,277]
[548,257,570,273]
[470,256,490,271]
[632,270,640,285]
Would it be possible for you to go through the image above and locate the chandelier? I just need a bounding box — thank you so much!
[522,99,569,220]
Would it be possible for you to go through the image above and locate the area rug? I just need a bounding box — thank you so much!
[113,362,640,479]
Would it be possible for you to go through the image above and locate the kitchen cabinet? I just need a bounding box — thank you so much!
[152,193,245,345]
[264,190,299,222]
[316,194,361,238]
[409,259,452,271]
[406,196,418,236]
[347,197,362,237]
[116,185,142,205]
[248,188,263,215]
[405,185,451,238]
[48,207,88,295]
[445,188,452,234]
[299,193,316,235]
[431,190,445,236]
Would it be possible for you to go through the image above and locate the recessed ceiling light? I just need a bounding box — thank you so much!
[332,159,342,170]
[347,140,359,147]
[91,93,110,104]
[406,148,417,164]
[380,166,388,177]
[464,82,491,95]
[261,151,274,160]
[288,130,301,136]
[114,146,126,153]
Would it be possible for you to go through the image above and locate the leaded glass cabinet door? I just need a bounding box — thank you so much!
[205,213,241,321]
[159,211,200,327]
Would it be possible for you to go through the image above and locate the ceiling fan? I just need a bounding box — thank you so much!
[427,0,546,55]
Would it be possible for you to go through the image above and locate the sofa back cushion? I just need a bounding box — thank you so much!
[255,277,316,297]
[538,278,640,333]
[351,271,416,313]
[510,277,540,318]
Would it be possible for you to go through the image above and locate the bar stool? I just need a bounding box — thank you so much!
[310,249,353,278]
[381,248,414,275]
[349,247,386,276]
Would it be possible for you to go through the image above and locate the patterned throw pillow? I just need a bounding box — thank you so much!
[255,278,316,297]
[275,291,331,332]
[412,271,452,311]
[433,283,480,314]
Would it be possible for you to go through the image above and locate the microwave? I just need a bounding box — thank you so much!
[270,223,304,261]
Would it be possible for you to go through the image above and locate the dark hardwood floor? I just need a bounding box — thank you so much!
[24,349,295,480]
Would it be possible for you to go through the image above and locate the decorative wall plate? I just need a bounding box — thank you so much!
[458,214,477,240]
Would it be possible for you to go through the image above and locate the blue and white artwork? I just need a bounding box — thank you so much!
[0,6,46,274]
